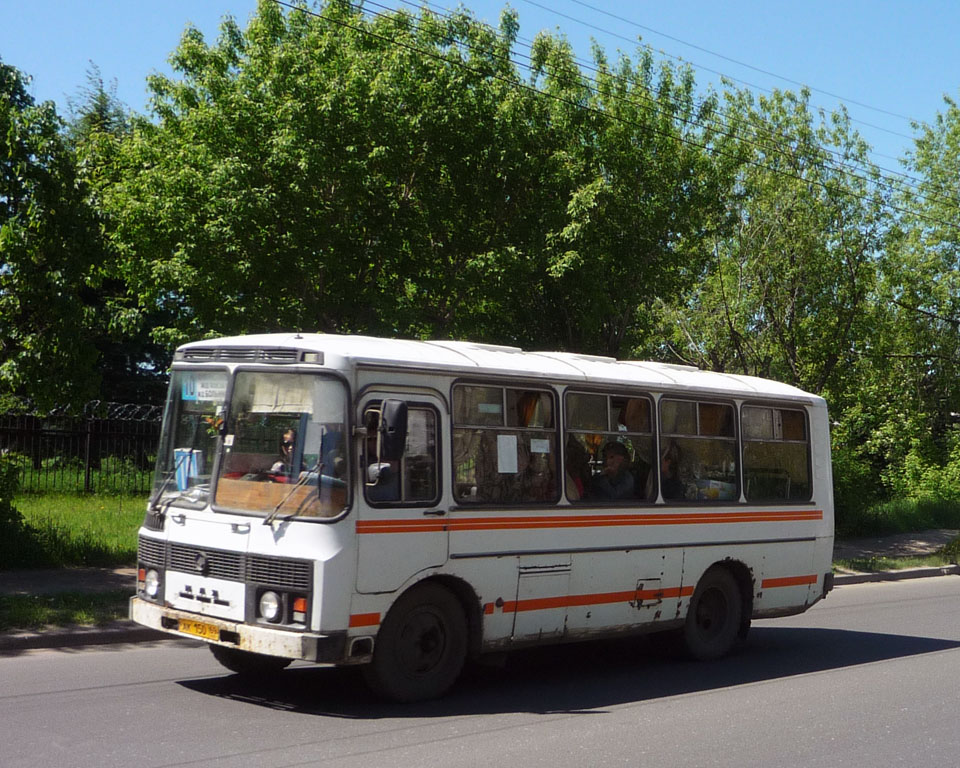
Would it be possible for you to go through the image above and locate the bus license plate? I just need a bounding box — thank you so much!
[178,618,220,641]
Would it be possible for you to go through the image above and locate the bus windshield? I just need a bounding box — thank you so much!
[152,370,229,508]
[214,371,349,518]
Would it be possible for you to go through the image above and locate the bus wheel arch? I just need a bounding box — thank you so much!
[363,578,471,702]
[682,563,749,661]
[720,558,754,640]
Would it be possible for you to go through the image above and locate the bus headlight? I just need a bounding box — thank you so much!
[144,569,161,599]
[259,591,282,623]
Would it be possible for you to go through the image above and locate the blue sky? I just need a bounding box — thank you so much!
[2,0,957,170]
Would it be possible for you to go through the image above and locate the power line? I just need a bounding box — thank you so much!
[264,0,959,234]
[383,0,951,209]
[512,0,926,172]
[563,0,921,124]
[381,0,958,212]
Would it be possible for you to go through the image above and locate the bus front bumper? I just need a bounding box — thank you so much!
[129,597,346,663]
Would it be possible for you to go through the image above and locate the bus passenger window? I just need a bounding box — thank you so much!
[565,392,655,504]
[453,385,558,505]
[659,399,738,503]
[742,405,810,502]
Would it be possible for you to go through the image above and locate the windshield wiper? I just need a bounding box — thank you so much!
[263,462,322,526]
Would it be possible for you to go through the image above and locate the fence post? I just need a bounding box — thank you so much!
[84,418,93,493]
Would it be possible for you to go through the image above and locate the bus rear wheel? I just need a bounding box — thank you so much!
[209,645,292,677]
[362,582,467,702]
[683,567,742,661]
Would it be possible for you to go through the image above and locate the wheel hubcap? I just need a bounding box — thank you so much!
[696,587,728,639]
[397,609,447,675]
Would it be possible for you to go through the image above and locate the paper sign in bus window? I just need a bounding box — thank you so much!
[497,434,518,473]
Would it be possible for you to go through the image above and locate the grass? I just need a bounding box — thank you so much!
[12,493,146,568]
[0,591,131,632]
[836,497,960,538]
[834,552,957,573]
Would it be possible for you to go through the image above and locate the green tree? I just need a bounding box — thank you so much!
[0,61,104,408]
[873,93,960,496]
[533,37,740,357]
[655,88,883,397]
[66,65,170,403]
[103,1,553,347]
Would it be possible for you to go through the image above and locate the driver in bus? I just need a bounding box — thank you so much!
[270,429,299,477]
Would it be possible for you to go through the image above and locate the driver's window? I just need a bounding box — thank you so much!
[364,403,439,506]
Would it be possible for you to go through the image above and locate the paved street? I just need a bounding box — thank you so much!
[2,576,960,768]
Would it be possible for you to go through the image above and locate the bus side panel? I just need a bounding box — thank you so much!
[677,538,822,620]
[565,548,683,638]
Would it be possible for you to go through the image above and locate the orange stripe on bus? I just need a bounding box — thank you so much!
[357,509,823,534]
[761,574,818,589]
[496,585,695,615]
[349,612,381,628]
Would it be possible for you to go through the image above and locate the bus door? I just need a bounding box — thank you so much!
[356,393,447,594]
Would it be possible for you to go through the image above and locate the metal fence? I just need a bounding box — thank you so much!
[0,401,163,494]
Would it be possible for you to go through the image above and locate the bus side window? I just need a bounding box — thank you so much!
[564,392,655,503]
[742,405,811,502]
[453,385,559,505]
[364,405,439,506]
[659,399,738,502]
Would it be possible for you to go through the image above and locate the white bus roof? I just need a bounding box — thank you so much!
[178,333,823,404]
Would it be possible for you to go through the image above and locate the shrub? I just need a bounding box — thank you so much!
[0,455,52,568]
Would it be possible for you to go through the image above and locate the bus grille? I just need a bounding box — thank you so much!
[169,544,243,580]
[142,538,312,590]
[178,347,300,363]
[138,536,166,567]
[247,555,312,590]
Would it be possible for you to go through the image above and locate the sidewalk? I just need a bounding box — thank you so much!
[832,528,960,584]
[2,530,958,652]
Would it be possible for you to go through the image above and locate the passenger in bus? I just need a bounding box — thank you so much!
[565,437,591,501]
[590,441,635,500]
[633,455,654,500]
[660,442,685,500]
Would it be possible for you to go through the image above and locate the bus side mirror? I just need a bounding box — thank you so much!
[379,400,408,461]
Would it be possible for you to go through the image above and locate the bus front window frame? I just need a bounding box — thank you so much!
[151,368,230,510]
[212,370,351,520]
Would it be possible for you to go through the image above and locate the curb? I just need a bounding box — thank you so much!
[833,564,960,586]
[0,620,171,653]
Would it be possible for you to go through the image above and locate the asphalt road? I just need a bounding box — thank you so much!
[3,576,960,768]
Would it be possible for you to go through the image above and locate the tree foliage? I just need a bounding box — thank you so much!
[6,1,960,521]
[0,61,104,408]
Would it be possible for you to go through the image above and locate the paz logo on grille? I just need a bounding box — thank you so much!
[195,552,210,576]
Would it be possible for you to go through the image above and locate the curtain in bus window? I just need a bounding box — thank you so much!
[742,406,811,502]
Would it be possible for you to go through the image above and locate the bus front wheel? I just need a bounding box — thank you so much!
[683,567,742,661]
[362,582,468,702]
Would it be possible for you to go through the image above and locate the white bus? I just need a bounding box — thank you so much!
[131,333,834,701]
